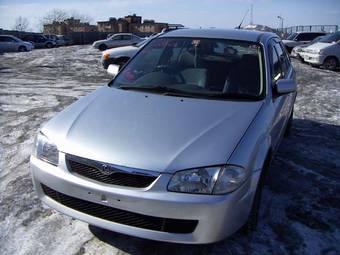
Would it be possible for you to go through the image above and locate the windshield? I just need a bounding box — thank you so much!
[310,36,324,43]
[110,37,264,99]
[287,33,297,40]
[135,38,150,47]
[319,32,340,43]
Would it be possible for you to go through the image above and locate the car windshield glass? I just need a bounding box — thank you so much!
[110,37,264,99]
[135,39,149,47]
[287,33,297,40]
[319,33,340,43]
[311,36,324,43]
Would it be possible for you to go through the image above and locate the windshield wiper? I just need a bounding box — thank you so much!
[204,93,260,100]
[118,85,197,98]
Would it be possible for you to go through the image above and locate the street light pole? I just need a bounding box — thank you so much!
[277,15,284,36]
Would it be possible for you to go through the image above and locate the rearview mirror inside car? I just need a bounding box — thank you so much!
[107,64,120,77]
[275,79,297,95]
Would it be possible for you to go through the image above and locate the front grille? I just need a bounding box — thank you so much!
[66,155,158,188]
[41,184,198,234]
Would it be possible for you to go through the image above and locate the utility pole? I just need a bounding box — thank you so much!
[250,4,254,25]
[277,15,284,34]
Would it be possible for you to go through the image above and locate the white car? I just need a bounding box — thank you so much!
[101,35,159,69]
[291,35,325,60]
[282,32,326,53]
[303,32,340,71]
[0,35,33,53]
[92,33,144,51]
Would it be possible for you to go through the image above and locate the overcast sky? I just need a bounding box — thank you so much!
[0,0,340,32]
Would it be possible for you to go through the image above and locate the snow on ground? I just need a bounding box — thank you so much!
[0,46,339,255]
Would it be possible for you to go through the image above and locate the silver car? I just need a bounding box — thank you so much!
[30,29,297,244]
[101,35,158,69]
[0,35,33,53]
[93,33,144,51]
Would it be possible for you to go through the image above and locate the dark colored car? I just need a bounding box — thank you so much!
[21,34,56,49]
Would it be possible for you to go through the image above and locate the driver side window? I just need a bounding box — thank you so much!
[271,44,282,81]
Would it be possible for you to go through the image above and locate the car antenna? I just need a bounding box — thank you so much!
[237,8,249,29]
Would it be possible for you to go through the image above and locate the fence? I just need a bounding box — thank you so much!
[278,25,338,35]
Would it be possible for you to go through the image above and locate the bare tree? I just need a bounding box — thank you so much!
[70,10,93,24]
[40,9,93,34]
[41,9,69,34]
[13,16,29,32]
[42,8,69,24]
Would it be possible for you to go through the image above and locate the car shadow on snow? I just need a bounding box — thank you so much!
[88,118,340,255]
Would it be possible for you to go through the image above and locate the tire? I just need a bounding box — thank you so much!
[285,46,293,54]
[241,156,269,234]
[46,42,53,48]
[323,57,338,71]
[99,44,107,51]
[284,109,293,137]
[18,46,27,52]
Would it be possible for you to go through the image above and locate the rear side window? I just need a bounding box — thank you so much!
[271,40,291,81]
[274,42,290,76]
[122,35,132,40]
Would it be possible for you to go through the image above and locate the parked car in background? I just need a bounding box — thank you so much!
[31,28,297,244]
[282,31,327,53]
[44,34,70,46]
[57,35,73,46]
[291,35,325,60]
[92,33,144,51]
[101,35,156,69]
[303,32,340,71]
[0,35,33,53]
[22,34,56,49]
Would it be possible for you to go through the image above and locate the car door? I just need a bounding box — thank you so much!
[121,35,132,46]
[269,39,296,150]
[295,33,310,45]
[0,36,10,52]
[109,35,123,48]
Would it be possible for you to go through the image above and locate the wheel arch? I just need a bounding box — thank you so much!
[324,55,339,66]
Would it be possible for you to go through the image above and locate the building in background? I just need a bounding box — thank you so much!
[97,14,169,34]
[44,18,97,35]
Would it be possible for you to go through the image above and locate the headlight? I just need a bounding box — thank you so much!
[168,165,248,194]
[33,132,59,166]
[103,53,110,60]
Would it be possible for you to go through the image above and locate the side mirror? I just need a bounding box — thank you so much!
[275,79,297,95]
[107,64,120,77]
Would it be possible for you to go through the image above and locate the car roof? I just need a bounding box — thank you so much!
[159,28,277,42]
[0,35,15,38]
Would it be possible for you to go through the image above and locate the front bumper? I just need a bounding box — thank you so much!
[101,58,114,69]
[303,53,325,65]
[30,153,259,244]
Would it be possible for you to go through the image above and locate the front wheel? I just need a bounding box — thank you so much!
[18,46,27,52]
[99,44,107,51]
[323,57,338,71]
[241,153,272,234]
[284,109,293,137]
[46,42,53,48]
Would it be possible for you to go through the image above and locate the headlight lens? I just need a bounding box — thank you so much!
[33,132,59,166]
[168,165,248,194]
[213,166,248,194]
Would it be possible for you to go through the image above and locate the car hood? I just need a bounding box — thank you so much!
[305,42,331,51]
[93,39,107,46]
[23,41,33,46]
[42,86,263,173]
[103,46,138,58]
